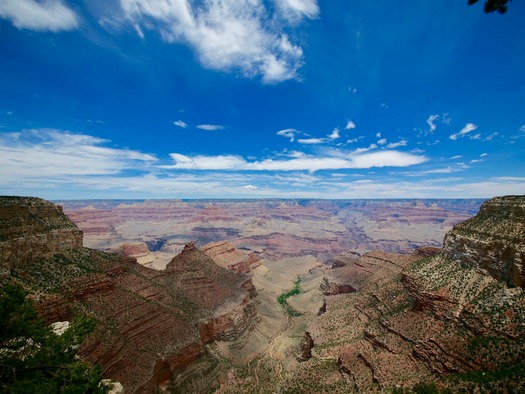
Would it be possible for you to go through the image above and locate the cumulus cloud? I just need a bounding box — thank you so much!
[345,120,356,130]
[277,128,299,142]
[196,124,225,131]
[121,0,311,83]
[173,120,188,128]
[327,128,340,140]
[377,138,387,145]
[0,0,78,32]
[449,123,477,140]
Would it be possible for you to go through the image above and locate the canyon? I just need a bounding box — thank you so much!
[1,195,524,393]
[58,198,482,269]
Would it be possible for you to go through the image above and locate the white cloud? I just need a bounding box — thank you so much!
[469,133,481,140]
[276,0,320,22]
[426,114,438,132]
[173,120,188,128]
[520,125,525,132]
[449,123,477,140]
[297,138,325,144]
[196,124,225,131]
[243,184,257,189]
[0,0,78,32]
[386,140,407,149]
[163,148,426,172]
[0,129,156,184]
[480,153,488,157]
[470,159,483,163]
[347,138,359,144]
[277,128,299,142]
[352,144,377,154]
[345,120,356,130]
[377,138,387,145]
[376,132,381,138]
[327,128,340,140]
[485,132,498,141]
[451,155,463,159]
[121,0,309,83]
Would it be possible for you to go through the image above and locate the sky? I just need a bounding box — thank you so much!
[0,0,524,200]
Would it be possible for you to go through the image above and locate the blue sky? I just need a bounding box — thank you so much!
[1,0,524,199]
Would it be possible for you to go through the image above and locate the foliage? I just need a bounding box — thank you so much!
[277,278,303,317]
[468,0,513,14]
[0,284,107,393]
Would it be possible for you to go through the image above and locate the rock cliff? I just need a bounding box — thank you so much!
[274,196,525,393]
[442,195,525,288]
[0,197,82,269]
[0,196,259,393]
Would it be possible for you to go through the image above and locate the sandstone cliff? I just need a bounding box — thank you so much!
[442,195,525,288]
[0,196,259,393]
[270,196,525,393]
[0,197,82,269]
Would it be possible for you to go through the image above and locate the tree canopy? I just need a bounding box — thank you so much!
[0,284,107,393]
[468,0,513,14]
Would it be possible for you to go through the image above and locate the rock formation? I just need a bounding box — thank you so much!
[442,195,525,288]
[0,196,259,393]
[0,197,82,269]
[292,195,525,393]
[201,240,260,273]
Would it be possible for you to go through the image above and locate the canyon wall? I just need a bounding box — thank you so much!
[442,195,525,288]
[0,196,260,393]
[0,197,82,269]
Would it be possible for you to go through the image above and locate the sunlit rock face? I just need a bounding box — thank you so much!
[0,196,260,393]
[442,195,525,288]
[0,197,83,269]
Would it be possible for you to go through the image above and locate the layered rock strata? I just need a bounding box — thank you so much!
[296,196,525,393]
[442,195,525,288]
[0,197,259,393]
[0,197,82,268]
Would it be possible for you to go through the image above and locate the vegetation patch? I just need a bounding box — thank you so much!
[0,283,108,393]
[277,277,303,317]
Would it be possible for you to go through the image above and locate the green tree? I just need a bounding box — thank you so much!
[0,284,107,393]
[468,0,513,14]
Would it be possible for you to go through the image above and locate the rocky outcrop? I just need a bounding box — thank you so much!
[201,240,260,273]
[442,195,525,288]
[0,197,82,269]
[297,331,314,361]
[301,196,525,393]
[0,197,260,394]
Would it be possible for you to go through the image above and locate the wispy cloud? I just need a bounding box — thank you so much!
[277,128,299,142]
[173,120,188,128]
[196,124,225,131]
[0,129,156,183]
[0,0,78,32]
[520,125,525,132]
[121,0,315,83]
[297,137,325,144]
[386,140,407,149]
[449,123,478,140]
[164,148,426,172]
[276,0,320,22]
[426,114,438,132]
